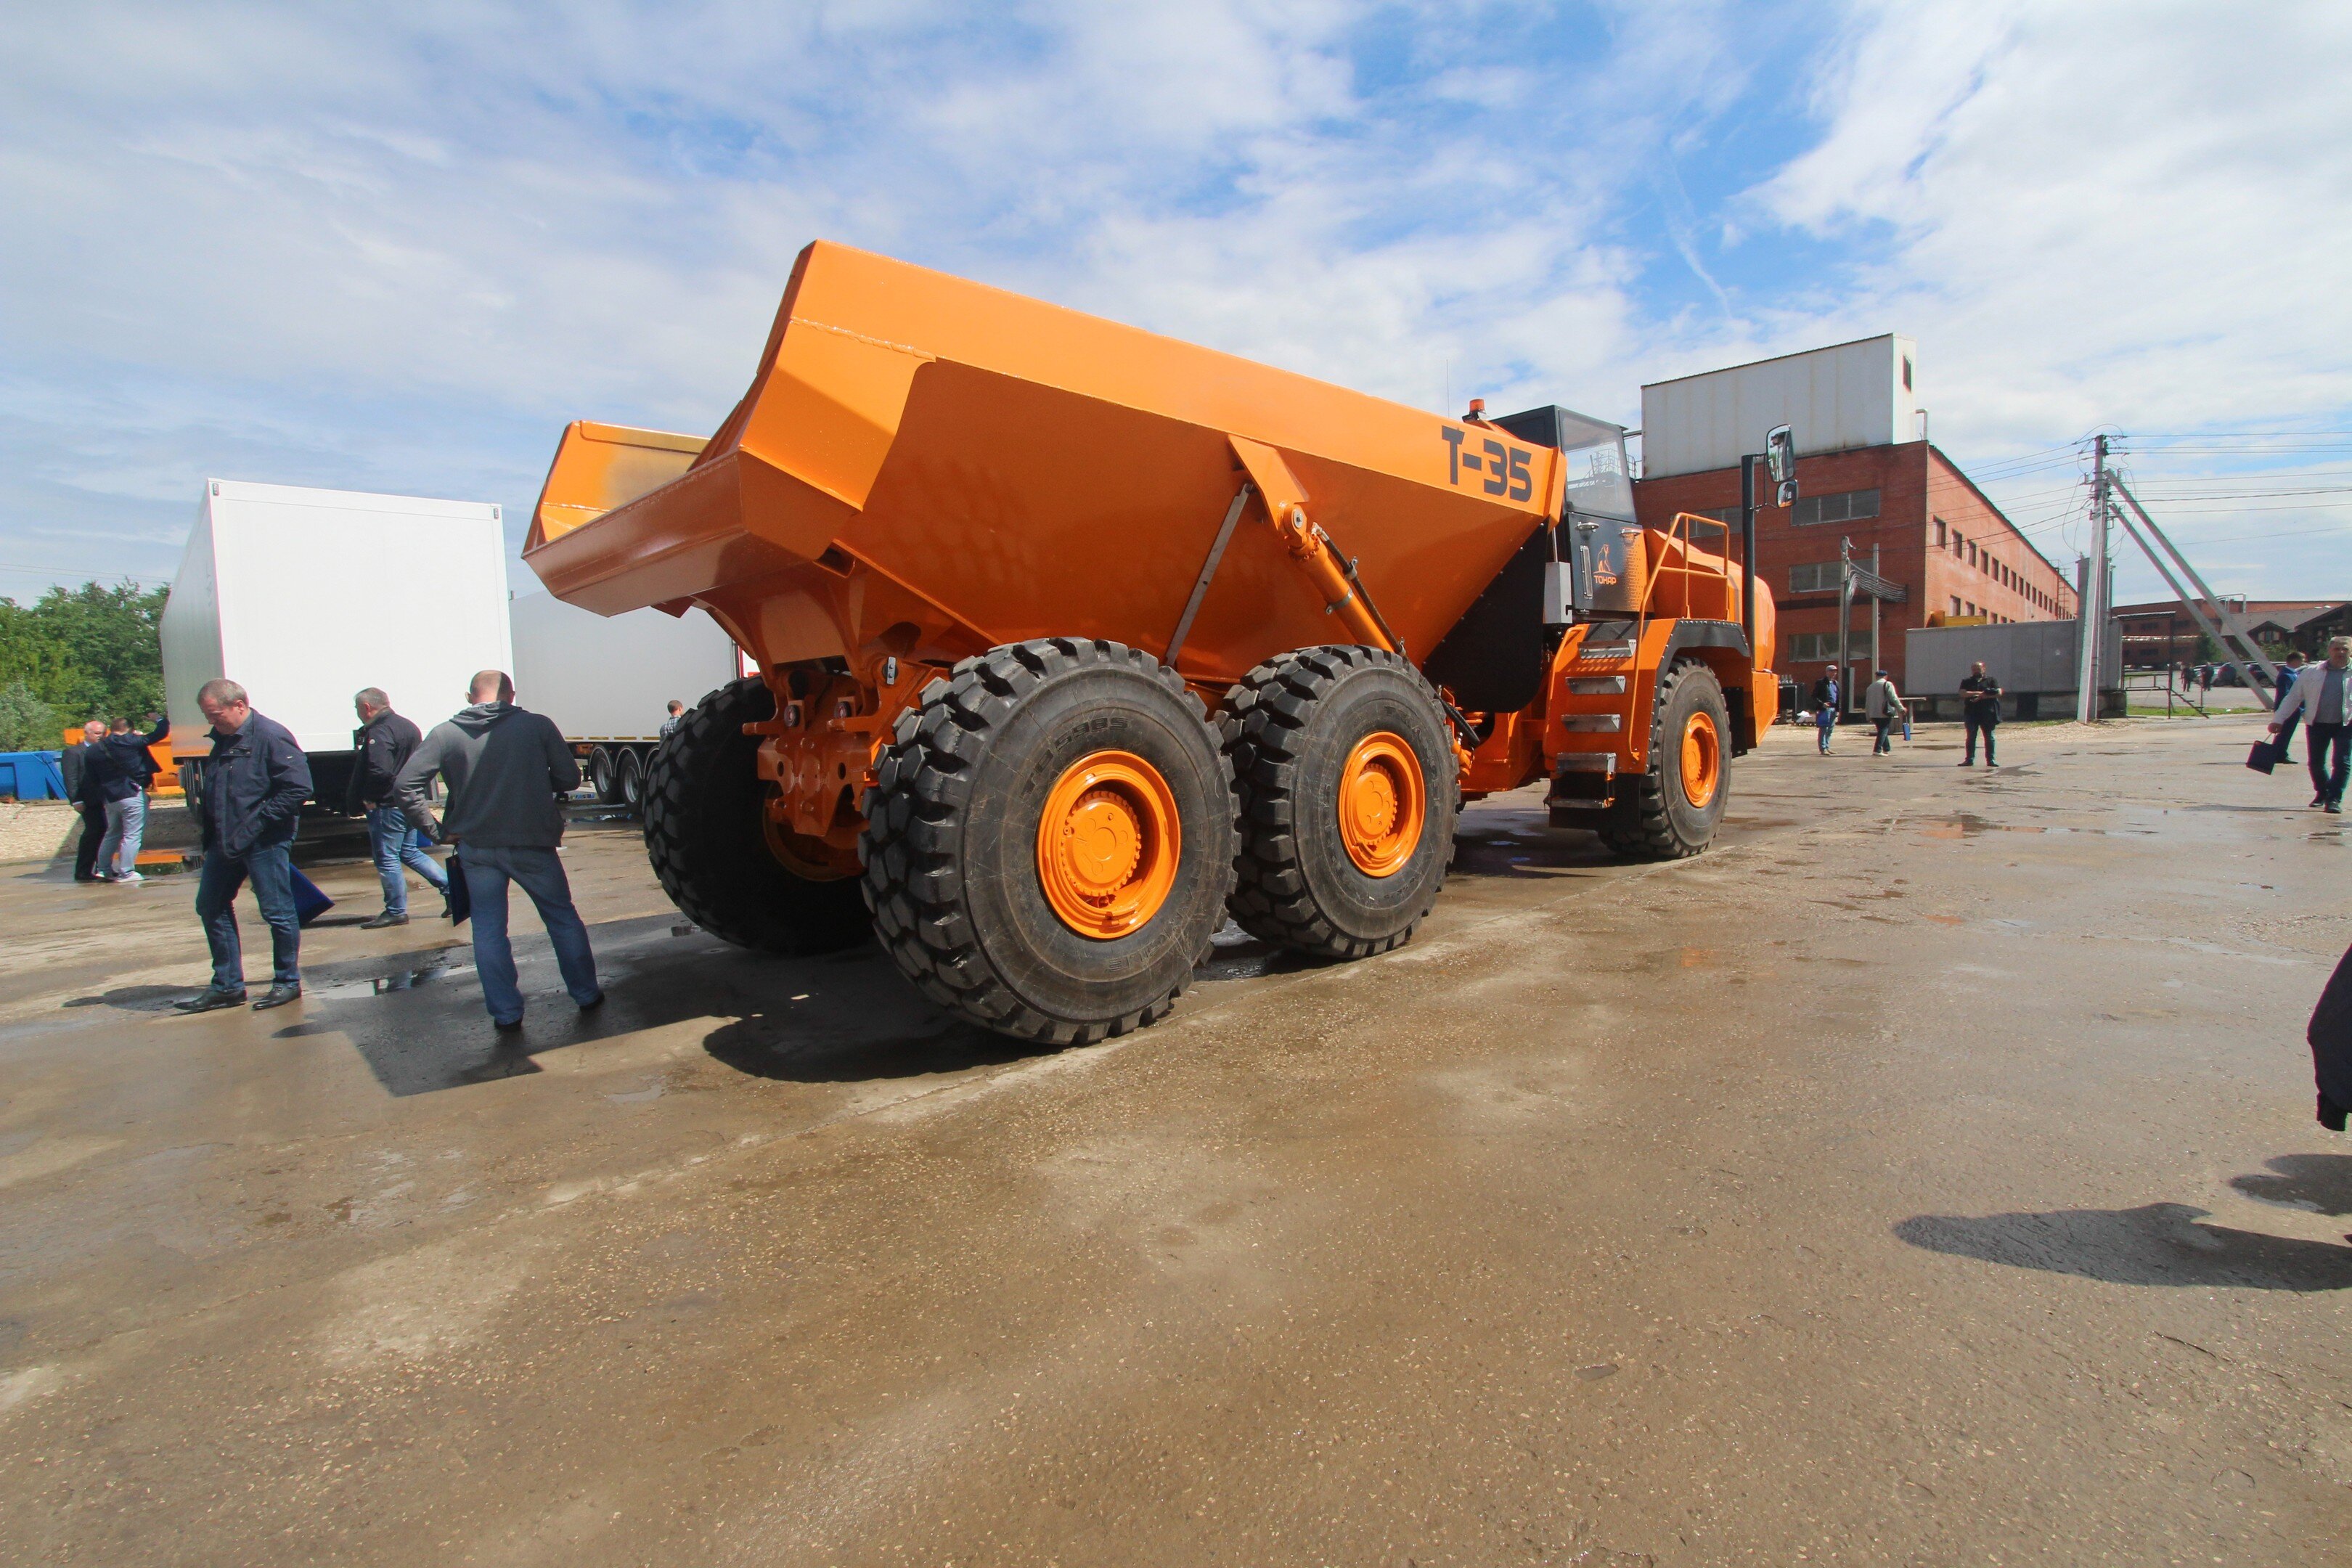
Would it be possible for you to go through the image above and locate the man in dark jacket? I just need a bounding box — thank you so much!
[1959,661,2002,767]
[1808,666,1839,755]
[62,719,110,883]
[394,670,600,1031]
[173,679,312,1013]
[346,687,448,928]
[88,711,170,882]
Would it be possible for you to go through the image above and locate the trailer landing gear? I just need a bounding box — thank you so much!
[1222,645,1457,959]
[861,639,1236,1045]
[643,677,867,954]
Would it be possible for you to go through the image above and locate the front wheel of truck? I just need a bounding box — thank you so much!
[1598,658,1730,861]
[859,638,1237,1045]
[644,677,869,954]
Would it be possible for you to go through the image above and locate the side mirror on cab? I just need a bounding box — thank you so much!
[1766,424,1798,508]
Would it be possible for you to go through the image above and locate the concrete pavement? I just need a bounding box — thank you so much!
[1,713,2346,1566]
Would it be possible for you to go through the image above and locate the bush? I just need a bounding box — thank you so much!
[0,680,64,754]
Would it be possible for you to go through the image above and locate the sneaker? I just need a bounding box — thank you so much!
[113,870,146,884]
[2329,801,2344,815]
[1959,759,1975,767]
[359,910,409,929]
[173,988,248,1013]
[251,984,302,1011]
[2314,795,2328,809]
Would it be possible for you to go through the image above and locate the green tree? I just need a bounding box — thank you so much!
[0,680,60,752]
[0,580,167,746]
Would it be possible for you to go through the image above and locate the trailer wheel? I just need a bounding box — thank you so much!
[644,677,867,954]
[1598,659,1730,861]
[617,748,646,814]
[588,747,622,805]
[1221,645,1457,959]
[860,638,1236,1045]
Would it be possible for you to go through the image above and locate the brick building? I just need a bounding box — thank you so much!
[2112,600,2345,669]
[1631,337,2076,696]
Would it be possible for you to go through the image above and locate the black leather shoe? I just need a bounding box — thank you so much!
[494,1017,524,1034]
[252,985,302,1011]
[359,910,409,929]
[576,992,606,1013]
[173,989,248,1013]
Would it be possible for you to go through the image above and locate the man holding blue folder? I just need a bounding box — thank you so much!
[173,679,312,1013]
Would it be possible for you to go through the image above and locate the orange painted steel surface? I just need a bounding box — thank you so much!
[525,240,1557,696]
[1337,731,1426,876]
[1035,751,1182,939]
[1680,710,1722,809]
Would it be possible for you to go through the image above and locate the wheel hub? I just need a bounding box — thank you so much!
[1337,732,1425,877]
[1680,711,1721,809]
[1037,751,1182,939]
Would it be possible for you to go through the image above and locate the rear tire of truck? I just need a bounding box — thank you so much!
[617,749,646,815]
[860,638,1236,1045]
[644,677,869,955]
[589,747,623,805]
[1597,659,1730,861]
[1222,645,1458,959]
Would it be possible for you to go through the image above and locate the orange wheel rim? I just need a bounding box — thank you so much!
[1337,731,1425,877]
[1037,751,1182,939]
[1680,711,1721,809]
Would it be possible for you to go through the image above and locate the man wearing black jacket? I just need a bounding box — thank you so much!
[89,711,170,882]
[347,687,448,928]
[395,670,600,1031]
[173,679,312,1013]
[1959,661,2002,767]
[62,719,109,883]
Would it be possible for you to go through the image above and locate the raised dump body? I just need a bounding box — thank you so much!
[528,241,1774,1042]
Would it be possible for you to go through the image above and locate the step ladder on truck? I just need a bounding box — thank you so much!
[525,241,1779,1044]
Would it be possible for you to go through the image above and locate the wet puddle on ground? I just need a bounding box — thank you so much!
[311,958,475,1002]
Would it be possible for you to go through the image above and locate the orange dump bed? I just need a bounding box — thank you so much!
[525,241,1562,690]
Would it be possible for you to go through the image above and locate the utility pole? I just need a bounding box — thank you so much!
[2077,435,2110,722]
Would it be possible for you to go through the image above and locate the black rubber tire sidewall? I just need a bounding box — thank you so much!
[1282,667,1454,946]
[643,676,867,955]
[960,666,1230,1025]
[1657,665,1731,849]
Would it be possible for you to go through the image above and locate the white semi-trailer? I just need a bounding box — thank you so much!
[160,479,513,812]
[507,589,740,809]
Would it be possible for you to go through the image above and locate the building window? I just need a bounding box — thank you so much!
[1789,633,1841,661]
[1792,488,1880,526]
[1691,505,1742,527]
[1951,531,1964,557]
[1950,595,1961,616]
[1789,561,1840,594]
[1935,518,1948,547]
[1903,356,1914,392]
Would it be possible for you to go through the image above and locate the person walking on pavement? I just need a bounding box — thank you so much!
[1809,665,1839,755]
[2270,650,2309,764]
[1866,669,1903,756]
[346,687,448,928]
[394,670,602,1032]
[173,679,312,1013]
[89,711,170,882]
[2270,636,2352,814]
[63,719,109,883]
[1960,661,2002,767]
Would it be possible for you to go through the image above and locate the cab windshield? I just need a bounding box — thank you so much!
[1556,412,1635,522]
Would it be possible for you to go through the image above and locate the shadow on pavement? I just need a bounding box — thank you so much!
[1895,1201,2352,1291]
[2230,1154,2352,1216]
[281,912,1062,1098]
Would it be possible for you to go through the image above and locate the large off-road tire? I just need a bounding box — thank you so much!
[1222,645,1458,958]
[1597,658,1731,861]
[644,676,868,954]
[860,638,1236,1045]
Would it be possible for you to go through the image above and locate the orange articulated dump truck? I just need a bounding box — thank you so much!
[527,241,1777,1043]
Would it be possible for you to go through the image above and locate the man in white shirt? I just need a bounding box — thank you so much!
[2271,636,2352,814]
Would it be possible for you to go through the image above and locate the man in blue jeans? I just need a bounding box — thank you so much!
[346,687,447,927]
[395,670,601,1031]
[173,679,313,1013]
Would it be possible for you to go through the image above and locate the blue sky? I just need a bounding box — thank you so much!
[3,1,2348,607]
